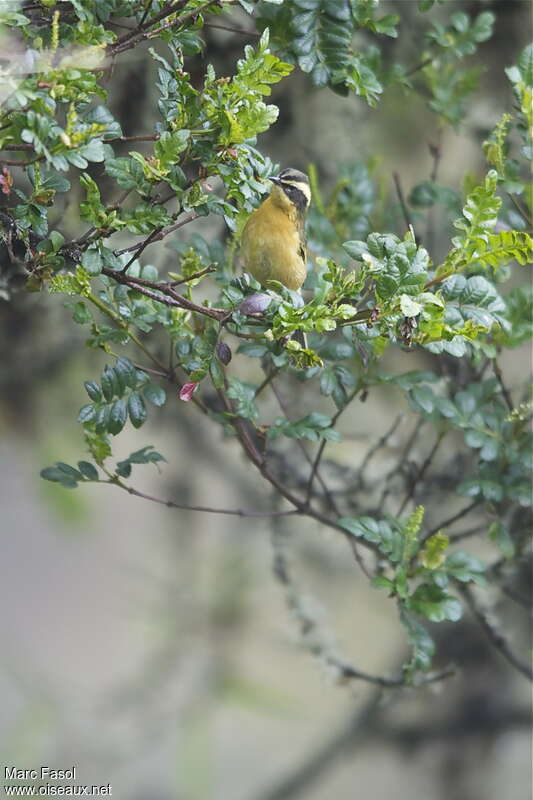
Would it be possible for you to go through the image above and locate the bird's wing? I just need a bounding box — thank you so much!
[297,218,307,263]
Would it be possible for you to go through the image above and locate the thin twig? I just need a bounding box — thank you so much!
[270,379,340,513]
[405,55,434,78]
[357,413,404,489]
[305,385,361,506]
[492,358,514,412]
[204,22,259,36]
[114,211,199,258]
[396,429,445,516]
[377,417,424,510]
[101,267,228,321]
[447,524,486,544]
[110,479,302,518]
[393,171,413,234]
[104,134,159,143]
[168,265,215,286]
[419,500,481,547]
[459,583,533,681]
[508,192,533,226]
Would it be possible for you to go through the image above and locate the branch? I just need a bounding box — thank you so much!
[108,479,302,518]
[271,525,431,691]
[114,211,200,259]
[270,378,338,513]
[305,385,361,505]
[107,0,221,57]
[396,429,445,515]
[101,267,229,321]
[357,413,404,489]
[215,370,381,563]
[419,500,481,547]
[492,358,514,412]
[393,171,413,234]
[204,22,259,36]
[458,583,533,681]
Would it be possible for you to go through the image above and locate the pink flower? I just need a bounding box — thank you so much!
[0,166,13,196]
[179,382,198,402]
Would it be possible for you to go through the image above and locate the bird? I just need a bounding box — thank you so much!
[240,168,311,292]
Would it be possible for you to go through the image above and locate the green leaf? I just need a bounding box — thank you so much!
[116,445,166,477]
[400,608,435,673]
[81,246,103,276]
[77,461,99,480]
[40,462,83,489]
[84,381,101,402]
[408,584,462,622]
[101,365,118,401]
[143,382,166,407]
[105,156,150,193]
[488,521,515,558]
[458,478,503,502]
[108,397,128,435]
[78,403,96,424]
[444,551,486,586]
[114,357,138,389]
[227,377,259,421]
[128,392,147,428]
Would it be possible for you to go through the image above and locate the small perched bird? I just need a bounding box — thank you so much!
[240,168,311,291]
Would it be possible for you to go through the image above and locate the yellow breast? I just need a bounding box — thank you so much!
[241,195,307,291]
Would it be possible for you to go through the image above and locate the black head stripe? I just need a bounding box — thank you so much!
[278,168,309,186]
[281,183,309,211]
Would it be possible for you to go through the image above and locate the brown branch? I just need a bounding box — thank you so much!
[459,583,533,681]
[419,500,481,547]
[405,55,434,78]
[101,266,229,321]
[0,155,41,167]
[107,0,220,57]
[114,211,199,258]
[305,385,361,506]
[492,358,514,412]
[110,479,302,518]
[393,171,413,234]
[270,378,338,514]
[104,134,159,143]
[357,413,404,489]
[0,143,33,151]
[508,192,533,226]
[377,417,424,510]
[168,265,215,286]
[204,22,259,37]
[396,429,445,516]
[447,524,487,544]
[215,371,381,566]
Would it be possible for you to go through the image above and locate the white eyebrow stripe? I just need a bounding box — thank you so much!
[281,180,311,204]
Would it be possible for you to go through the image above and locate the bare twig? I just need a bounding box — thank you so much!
[393,171,413,234]
[204,22,259,36]
[101,266,228,321]
[396,429,445,516]
[459,583,533,681]
[419,500,481,547]
[357,413,404,489]
[114,211,199,259]
[108,479,302,518]
[492,358,514,412]
[508,192,533,226]
[305,385,361,506]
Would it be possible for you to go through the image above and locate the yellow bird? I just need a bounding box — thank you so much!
[240,168,311,291]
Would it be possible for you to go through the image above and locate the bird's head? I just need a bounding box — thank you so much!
[269,168,311,215]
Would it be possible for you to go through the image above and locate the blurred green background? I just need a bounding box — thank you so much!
[1,1,531,798]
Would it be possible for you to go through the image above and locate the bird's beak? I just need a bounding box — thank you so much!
[268,176,281,185]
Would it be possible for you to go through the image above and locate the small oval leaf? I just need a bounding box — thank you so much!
[128,392,147,427]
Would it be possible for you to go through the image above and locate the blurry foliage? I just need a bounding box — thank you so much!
[1,1,532,686]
